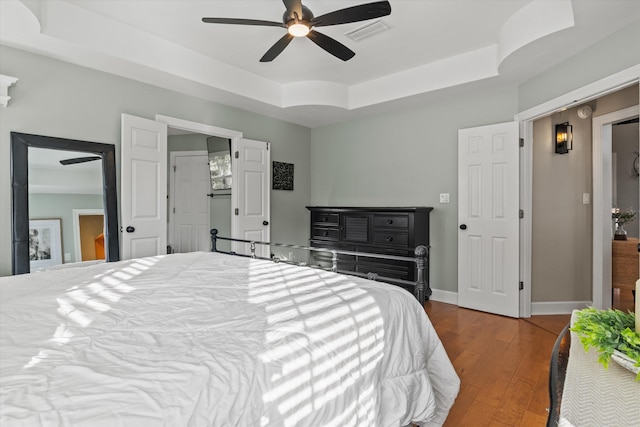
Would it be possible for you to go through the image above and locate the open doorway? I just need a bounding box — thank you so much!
[517,68,639,317]
[72,209,105,262]
[610,117,639,312]
[593,103,639,310]
[167,131,232,254]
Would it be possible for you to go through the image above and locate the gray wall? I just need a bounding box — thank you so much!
[310,85,519,293]
[518,24,640,112]
[0,45,311,276]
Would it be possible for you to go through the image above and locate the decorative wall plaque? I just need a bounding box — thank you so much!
[272,161,294,191]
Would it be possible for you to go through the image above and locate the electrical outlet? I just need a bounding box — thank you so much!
[439,193,450,203]
[64,253,71,262]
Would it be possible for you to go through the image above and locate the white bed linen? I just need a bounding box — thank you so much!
[0,252,459,426]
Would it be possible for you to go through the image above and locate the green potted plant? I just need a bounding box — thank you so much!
[571,307,640,380]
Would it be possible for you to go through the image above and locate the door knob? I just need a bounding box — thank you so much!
[263,220,269,226]
[126,226,135,233]
[459,224,467,230]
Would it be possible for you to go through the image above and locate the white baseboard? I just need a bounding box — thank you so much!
[531,301,592,315]
[428,289,591,316]
[429,288,458,306]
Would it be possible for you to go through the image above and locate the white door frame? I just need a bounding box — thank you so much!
[155,115,243,243]
[72,208,105,262]
[168,150,209,252]
[515,65,639,316]
[592,105,639,309]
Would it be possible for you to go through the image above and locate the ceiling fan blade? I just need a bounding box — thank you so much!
[306,30,355,61]
[282,0,303,19]
[260,33,295,62]
[60,156,101,165]
[311,1,391,27]
[202,17,285,28]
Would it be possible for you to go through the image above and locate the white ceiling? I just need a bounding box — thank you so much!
[1,0,639,128]
[28,148,103,194]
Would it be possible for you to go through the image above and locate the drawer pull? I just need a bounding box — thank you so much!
[323,217,328,222]
[386,219,393,225]
[323,231,329,237]
[386,236,393,242]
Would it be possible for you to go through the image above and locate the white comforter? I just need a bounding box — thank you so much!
[0,252,459,427]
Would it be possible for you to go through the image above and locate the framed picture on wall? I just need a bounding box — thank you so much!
[272,161,294,191]
[29,218,63,271]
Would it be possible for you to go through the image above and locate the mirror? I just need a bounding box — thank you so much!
[207,136,232,193]
[11,132,120,274]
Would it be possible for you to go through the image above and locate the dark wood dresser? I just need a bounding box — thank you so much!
[306,206,432,296]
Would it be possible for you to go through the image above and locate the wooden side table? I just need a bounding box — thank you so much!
[612,237,639,302]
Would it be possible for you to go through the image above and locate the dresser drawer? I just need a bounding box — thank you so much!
[372,231,409,247]
[356,263,411,281]
[373,214,409,229]
[356,246,412,266]
[309,241,356,268]
[312,227,340,241]
[312,212,339,226]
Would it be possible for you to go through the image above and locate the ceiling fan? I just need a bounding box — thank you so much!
[202,0,391,62]
[59,156,101,165]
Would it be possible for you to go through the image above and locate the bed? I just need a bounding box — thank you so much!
[0,250,459,426]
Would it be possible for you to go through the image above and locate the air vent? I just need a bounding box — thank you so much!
[345,20,389,42]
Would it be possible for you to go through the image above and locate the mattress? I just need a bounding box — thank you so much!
[0,251,459,426]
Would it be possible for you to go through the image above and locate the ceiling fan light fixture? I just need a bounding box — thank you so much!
[288,23,310,37]
[202,1,391,61]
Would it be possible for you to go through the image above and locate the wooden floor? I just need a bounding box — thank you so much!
[424,301,570,427]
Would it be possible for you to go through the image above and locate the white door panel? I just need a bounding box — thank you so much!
[232,139,270,257]
[170,152,211,253]
[121,114,167,259]
[458,121,520,317]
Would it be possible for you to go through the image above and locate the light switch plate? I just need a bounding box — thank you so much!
[439,193,450,203]
[583,193,590,204]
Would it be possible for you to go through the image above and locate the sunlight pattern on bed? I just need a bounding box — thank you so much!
[246,261,384,426]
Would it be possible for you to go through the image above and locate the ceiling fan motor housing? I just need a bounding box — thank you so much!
[283,5,313,26]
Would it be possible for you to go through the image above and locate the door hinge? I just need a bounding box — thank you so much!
[519,209,524,219]
[173,165,176,172]
[267,142,270,150]
[519,281,524,290]
[173,207,175,214]
[519,138,524,148]
[235,151,239,159]
[235,208,239,215]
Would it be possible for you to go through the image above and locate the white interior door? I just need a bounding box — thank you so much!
[232,138,270,257]
[169,151,211,253]
[121,113,168,259]
[458,121,520,317]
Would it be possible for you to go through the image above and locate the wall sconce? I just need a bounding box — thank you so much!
[555,122,572,154]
